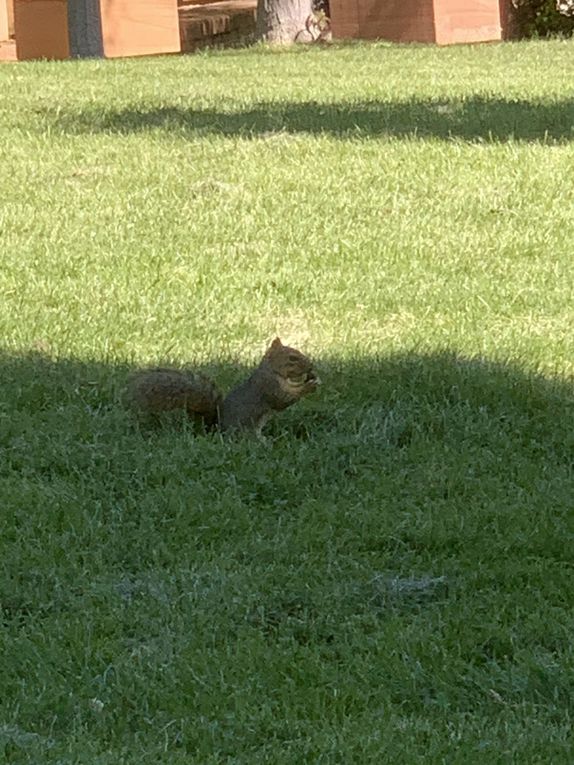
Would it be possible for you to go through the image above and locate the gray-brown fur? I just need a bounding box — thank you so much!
[220,351,318,432]
[126,368,222,428]
[125,339,319,434]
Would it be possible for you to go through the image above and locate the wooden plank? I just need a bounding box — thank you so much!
[434,0,502,44]
[331,0,502,45]
[99,0,181,58]
[0,0,9,41]
[13,0,70,60]
[0,39,16,60]
[329,0,360,38]
[7,0,13,35]
[358,0,436,42]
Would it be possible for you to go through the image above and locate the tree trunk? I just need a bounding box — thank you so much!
[256,0,314,43]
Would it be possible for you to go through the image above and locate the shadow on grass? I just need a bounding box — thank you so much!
[46,96,574,142]
[2,346,573,570]
[2,349,574,754]
[1,347,572,447]
[2,348,573,670]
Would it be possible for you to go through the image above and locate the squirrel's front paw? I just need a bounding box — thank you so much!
[302,373,321,395]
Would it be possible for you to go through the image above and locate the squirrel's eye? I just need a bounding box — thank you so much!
[288,355,300,363]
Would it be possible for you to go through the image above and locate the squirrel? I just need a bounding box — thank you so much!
[125,337,320,434]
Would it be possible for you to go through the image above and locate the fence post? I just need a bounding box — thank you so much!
[67,0,104,57]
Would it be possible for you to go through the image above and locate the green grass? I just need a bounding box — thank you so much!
[1,39,574,763]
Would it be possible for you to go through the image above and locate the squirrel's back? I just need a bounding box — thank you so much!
[125,367,221,428]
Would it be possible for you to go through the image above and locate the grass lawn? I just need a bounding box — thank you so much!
[1,38,574,763]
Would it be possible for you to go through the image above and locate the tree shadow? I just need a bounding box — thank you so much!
[47,96,574,142]
[1,346,572,457]
[2,345,573,580]
[2,347,573,755]
[2,347,573,680]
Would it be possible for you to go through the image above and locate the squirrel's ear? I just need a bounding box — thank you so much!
[270,337,282,349]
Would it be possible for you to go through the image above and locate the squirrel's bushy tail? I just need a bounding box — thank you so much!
[125,368,222,428]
